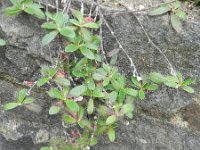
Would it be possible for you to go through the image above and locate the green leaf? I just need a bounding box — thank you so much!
[54,77,70,87]
[146,84,159,91]
[42,30,58,46]
[148,5,170,16]
[4,6,21,16]
[78,106,84,120]
[40,147,50,150]
[87,98,94,115]
[65,100,79,112]
[106,115,117,125]
[78,119,92,129]
[81,28,92,42]
[25,3,45,19]
[45,11,55,20]
[182,78,195,86]
[72,9,84,23]
[83,22,99,29]
[65,44,79,52]
[37,77,49,87]
[171,14,182,32]
[175,10,186,20]
[9,0,19,6]
[63,114,76,124]
[138,89,145,100]
[70,85,86,97]
[108,127,115,142]
[80,47,95,59]
[125,88,138,97]
[18,89,27,103]
[122,103,134,114]
[110,53,118,65]
[23,98,34,104]
[90,138,98,146]
[110,80,120,91]
[131,76,141,87]
[103,63,111,73]
[85,42,98,50]
[4,102,19,110]
[86,78,95,90]
[41,22,57,29]
[70,19,80,26]
[118,89,126,103]
[60,27,75,38]
[55,12,65,27]
[164,81,177,88]
[93,68,107,81]
[181,86,194,93]
[93,89,105,98]
[103,77,110,86]
[108,91,118,103]
[49,106,60,115]
[174,0,181,9]
[150,72,166,83]
[48,88,64,100]
[0,39,6,46]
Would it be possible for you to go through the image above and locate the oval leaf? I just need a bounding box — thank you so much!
[65,100,79,112]
[80,47,95,59]
[106,115,117,125]
[148,6,170,16]
[171,14,182,32]
[0,39,6,46]
[4,102,19,110]
[42,31,58,46]
[70,85,87,97]
[49,106,60,115]
[87,98,94,115]
[181,86,194,93]
[65,44,79,52]
[60,27,75,38]
[108,127,115,142]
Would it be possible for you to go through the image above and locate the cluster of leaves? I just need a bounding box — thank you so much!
[5,0,45,19]
[3,89,34,110]
[148,0,187,32]
[0,39,6,46]
[2,0,195,150]
[150,72,195,93]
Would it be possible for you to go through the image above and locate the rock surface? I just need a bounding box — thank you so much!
[1,0,200,149]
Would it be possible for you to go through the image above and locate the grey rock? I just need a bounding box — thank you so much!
[0,0,200,149]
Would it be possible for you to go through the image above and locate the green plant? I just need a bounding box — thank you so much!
[148,0,187,32]
[2,1,195,149]
[5,0,45,19]
[0,39,6,46]
[3,89,34,110]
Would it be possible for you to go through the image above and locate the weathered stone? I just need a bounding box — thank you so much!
[0,0,200,149]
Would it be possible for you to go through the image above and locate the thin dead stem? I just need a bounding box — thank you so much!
[97,1,139,76]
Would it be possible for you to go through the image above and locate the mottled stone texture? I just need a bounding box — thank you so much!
[1,0,200,149]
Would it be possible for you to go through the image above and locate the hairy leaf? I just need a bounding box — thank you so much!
[87,98,94,114]
[108,127,115,142]
[148,5,170,16]
[42,30,58,46]
[171,14,182,32]
[49,106,60,115]
[70,85,87,97]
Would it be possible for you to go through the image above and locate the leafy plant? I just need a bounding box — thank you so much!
[150,72,195,93]
[148,0,187,32]
[2,1,195,150]
[3,89,34,110]
[5,0,45,19]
